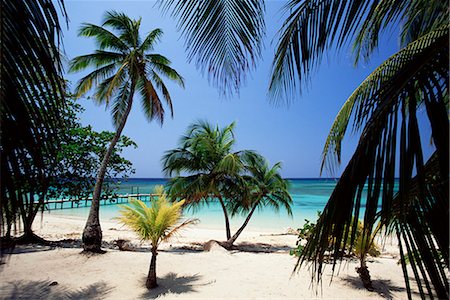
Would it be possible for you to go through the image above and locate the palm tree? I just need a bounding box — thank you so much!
[1,0,67,242]
[159,1,448,297]
[116,186,197,289]
[162,120,254,240]
[223,154,292,248]
[69,11,184,252]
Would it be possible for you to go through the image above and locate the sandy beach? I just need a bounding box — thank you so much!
[0,213,419,299]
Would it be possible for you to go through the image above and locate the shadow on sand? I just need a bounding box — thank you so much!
[0,280,113,300]
[341,275,420,299]
[140,272,211,299]
[231,242,292,253]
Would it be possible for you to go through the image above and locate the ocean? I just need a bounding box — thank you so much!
[47,178,377,232]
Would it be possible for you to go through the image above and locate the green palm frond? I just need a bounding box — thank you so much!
[269,0,374,103]
[158,0,265,96]
[137,74,165,124]
[117,186,198,246]
[72,62,119,98]
[68,51,124,72]
[78,23,129,53]
[321,25,448,174]
[353,0,448,64]
[111,81,131,126]
[387,152,448,295]
[140,29,163,52]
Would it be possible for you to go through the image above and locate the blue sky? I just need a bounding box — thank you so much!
[61,1,433,178]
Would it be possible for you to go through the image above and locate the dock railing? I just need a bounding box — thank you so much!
[43,193,161,210]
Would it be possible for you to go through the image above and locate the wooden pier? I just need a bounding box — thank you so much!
[44,193,160,210]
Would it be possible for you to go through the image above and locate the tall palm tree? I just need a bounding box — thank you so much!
[116,186,197,289]
[1,0,67,242]
[162,120,256,240]
[224,154,292,248]
[69,11,184,252]
[159,0,447,298]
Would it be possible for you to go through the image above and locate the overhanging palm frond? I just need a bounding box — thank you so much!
[387,152,448,298]
[353,0,448,64]
[299,25,449,299]
[1,0,66,237]
[321,25,449,174]
[158,0,265,96]
[269,0,375,103]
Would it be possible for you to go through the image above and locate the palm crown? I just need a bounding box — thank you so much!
[69,11,184,126]
[229,154,292,216]
[117,186,197,247]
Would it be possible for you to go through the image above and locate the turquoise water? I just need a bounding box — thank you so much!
[47,178,375,231]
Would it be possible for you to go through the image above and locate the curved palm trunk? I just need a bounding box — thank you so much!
[146,247,158,289]
[224,203,258,248]
[217,195,231,240]
[356,257,374,291]
[82,85,135,252]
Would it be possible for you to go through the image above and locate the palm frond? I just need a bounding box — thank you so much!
[298,25,448,299]
[78,23,129,53]
[68,51,124,73]
[321,25,448,174]
[158,0,265,96]
[72,62,118,98]
[139,29,163,52]
[117,187,197,247]
[269,0,374,103]
[353,0,448,64]
[136,74,164,124]
[1,0,66,237]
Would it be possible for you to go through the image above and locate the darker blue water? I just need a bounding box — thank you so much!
[47,178,391,231]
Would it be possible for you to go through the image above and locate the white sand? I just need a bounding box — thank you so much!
[0,214,417,299]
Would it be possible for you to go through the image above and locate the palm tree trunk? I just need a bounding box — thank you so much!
[217,195,231,240]
[146,247,158,289]
[82,84,135,252]
[356,257,374,291]
[224,203,258,248]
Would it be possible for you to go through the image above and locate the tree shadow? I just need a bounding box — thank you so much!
[139,272,210,299]
[340,275,420,299]
[231,242,292,253]
[0,280,113,299]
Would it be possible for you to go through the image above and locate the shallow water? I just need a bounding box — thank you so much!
[47,178,391,231]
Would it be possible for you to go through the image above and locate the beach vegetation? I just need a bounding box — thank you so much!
[163,120,292,249]
[162,120,256,240]
[159,1,449,297]
[290,214,380,290]
[48,97,137,201]
[223,153,292,248]
[116,186,197,289]
[1,94,137,244]
[1,0,67,245]
[69,11,184,252]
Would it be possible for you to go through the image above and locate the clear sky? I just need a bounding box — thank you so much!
[61,0,433,178]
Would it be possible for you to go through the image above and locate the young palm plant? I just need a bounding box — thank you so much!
[223,154,293,248]
[116,186,197,289]
[69,11,184,252]
[162,120,256,240]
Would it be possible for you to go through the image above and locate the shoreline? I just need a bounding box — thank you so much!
[1,212,417,299]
